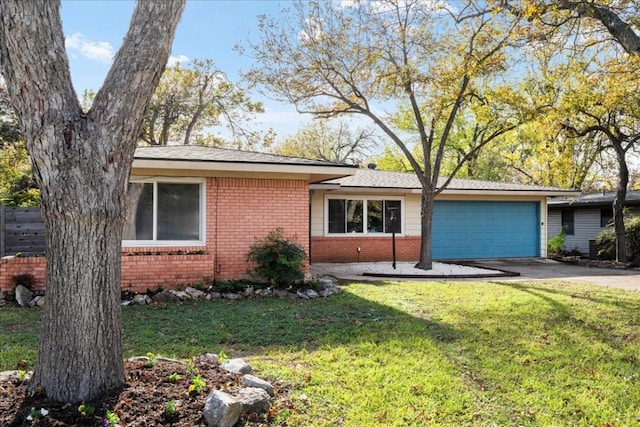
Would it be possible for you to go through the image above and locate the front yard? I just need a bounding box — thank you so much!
[2,279,640,426]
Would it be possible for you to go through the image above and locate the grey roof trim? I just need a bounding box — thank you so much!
[549,191,640,208]
[313,169,578,195]
[134,146,354,168]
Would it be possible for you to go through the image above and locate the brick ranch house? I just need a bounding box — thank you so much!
[0,146,577,294]
[310,168,577,263]
[0,146,355,294]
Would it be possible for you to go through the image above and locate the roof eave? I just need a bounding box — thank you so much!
[132,158,357,182]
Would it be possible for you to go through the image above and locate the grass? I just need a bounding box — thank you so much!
[2,279,640,426]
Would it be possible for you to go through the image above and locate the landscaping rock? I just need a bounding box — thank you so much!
[36,296,45,307]
[243,287,255,297]
[222,292,242,300]
[273,289,296,299]
[317,278,341,297]
[242,374,274,397]
[28,296,42,308]
[152,290,181,304]
[185,287,206,299]
[203,390,242,427]
[255,288,272,297]
[170,290,190,300]
[195,353,219,367]
[236,387,271,414]
[297,288,320,299]
[14,285,33,307]
[0,299,5,307]
[221,358,252,375]
[133,294,152,305]
[209,292,222,299]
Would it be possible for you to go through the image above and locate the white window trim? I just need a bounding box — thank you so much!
[324,195,404,237]
[122,177,206,247]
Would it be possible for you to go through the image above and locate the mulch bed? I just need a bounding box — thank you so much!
[0,358,296,426]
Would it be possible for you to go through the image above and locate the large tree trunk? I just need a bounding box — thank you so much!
[613,144,629,262]
[416,186,434,270]
[0,0,185,403]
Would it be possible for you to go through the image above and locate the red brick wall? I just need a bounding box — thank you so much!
[211,177,309,281]
[311,236,421,263]
[0,177,310,294]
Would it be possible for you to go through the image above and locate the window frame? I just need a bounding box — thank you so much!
[324,195,404,236]
[122,177,206,247]
[600,207,613,228]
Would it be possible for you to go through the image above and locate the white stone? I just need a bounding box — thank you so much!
[14,285,33,307]
[242,374,274,397]
[221,358,252,375]
[185,287,205,299]
[237,387,271,414]
[203,390,242,427]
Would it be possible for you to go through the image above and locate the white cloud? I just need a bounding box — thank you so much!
[168,54,190,66]
[65,32,114,63]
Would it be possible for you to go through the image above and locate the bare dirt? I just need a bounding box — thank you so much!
[0,357,296,426]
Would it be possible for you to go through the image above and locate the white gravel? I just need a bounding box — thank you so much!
[311,261,504,278]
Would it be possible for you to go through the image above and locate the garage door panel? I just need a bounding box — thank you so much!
[432,201,539,259]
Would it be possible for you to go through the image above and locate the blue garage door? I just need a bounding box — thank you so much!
[432,201,540,259]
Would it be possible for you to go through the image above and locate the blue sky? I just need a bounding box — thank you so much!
[60,1,313,140]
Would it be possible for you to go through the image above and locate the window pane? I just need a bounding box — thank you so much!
[384,200,401,233]
[561,210,574,235]
[347,200,363,233]
[124,183,153,240]
[328,199,346,233]
[157,183,200,240]
[367,200,383,233]
[600,208,613,227]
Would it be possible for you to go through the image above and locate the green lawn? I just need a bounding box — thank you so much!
[2,279,640,426]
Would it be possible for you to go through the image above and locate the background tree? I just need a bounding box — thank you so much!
[140,58,265,148]
[0,0,185,403]
[507,1,640,261]
[0,86,39,205]
[242,0,523,269]
[272,118,376,165]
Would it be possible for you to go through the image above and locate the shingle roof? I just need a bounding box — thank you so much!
[320,168,574,193]
[134,145,353,168]
[549,190,640,208]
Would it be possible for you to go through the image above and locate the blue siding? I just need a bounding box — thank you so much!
[432,201,540,259]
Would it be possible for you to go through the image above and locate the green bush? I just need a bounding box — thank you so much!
[547,230,566,258]
[595,216,640,260]
[246,228,307,289]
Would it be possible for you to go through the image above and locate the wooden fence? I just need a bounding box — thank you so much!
[0,205,46,257]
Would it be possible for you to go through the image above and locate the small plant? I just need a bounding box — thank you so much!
[246,228,307,290]
[16,369,27,382]
[547,230,566,258]
[163,400,179,421]
[168,372,181,383]
[78,403,95,417]
[26,407,48,421]
[144,352,158,368]
[102,409,120,427]
[188,375,207,395]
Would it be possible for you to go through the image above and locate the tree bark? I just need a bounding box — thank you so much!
[0,0,185,403]
[416,186,434,270]
[612,142,629,262]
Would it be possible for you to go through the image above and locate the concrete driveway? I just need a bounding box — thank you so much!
[463,258,640,291]
[311,258,640,291]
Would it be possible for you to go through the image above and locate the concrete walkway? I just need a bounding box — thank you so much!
[310,258,640,291]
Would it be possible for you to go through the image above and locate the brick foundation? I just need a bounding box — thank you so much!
[310,236,421,263]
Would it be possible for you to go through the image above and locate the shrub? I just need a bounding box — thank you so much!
[595,216,640,261]
[547,230,566,258]
[246,228,307,289]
